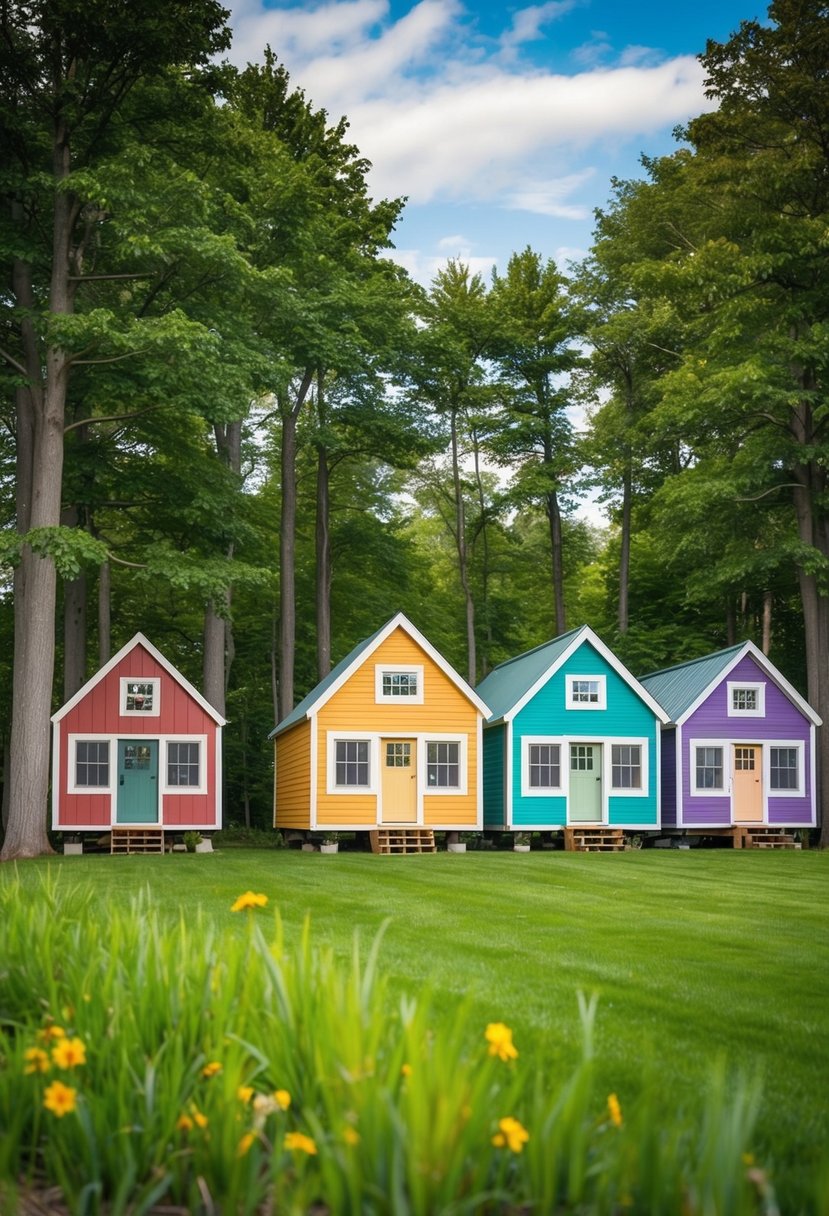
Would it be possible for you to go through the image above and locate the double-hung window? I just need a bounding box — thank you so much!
[527,743,561,789]
[75,740,110,788]
[611,744,642,790]
[167,741,200,787]
[695,746,724,791]
[426,741,460,788]
[769,746,800,792]
[335,740,370,787]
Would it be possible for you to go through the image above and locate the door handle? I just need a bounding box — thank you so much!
[119,776,124,786]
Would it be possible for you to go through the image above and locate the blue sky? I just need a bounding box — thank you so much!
[227,0,764,283]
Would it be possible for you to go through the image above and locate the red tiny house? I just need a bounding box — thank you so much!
[52,634,225,836]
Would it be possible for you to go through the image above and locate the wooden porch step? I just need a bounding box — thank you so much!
[564,826,625,853]
[111,827,165,855]
[370,828,436,855]
[742,827,796,850]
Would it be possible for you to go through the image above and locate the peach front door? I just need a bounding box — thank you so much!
[381,740,417,823]
[733,745,763,822]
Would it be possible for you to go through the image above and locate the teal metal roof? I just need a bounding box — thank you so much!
[476,627,584,722]
[639,644,745,723]
[268,619,389,739]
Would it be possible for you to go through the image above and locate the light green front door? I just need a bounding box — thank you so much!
[569,743,603,822]
[117,740,159,823]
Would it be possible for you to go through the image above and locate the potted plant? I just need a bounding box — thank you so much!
[320,832,340,854]
[513,832,531,852]
[63,834,83,856]
[446,831,466,854]
[183,831,202,853]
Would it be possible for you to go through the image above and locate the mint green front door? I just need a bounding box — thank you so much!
[117,740,159,823]
[569,743,603,822]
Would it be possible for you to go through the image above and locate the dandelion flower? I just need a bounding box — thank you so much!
[37,1025,65,1043]
[51,1037,87,1069]
[202,1060,222,1078]
[343,1126,360,1146]
[485,1022,518,1062]
[491,1116,529,1153]
[24,1047,50,1074]
[400,1063,412,1078]
[607,1093,623,1128]
[238,1131,256,1157]
[273,1088,291,1111]
[284,1131,317,1155]
[231,891,268,912]
[237,1085,254,1104]
[192,1107,208,1129]
[177,1114,194,1132]
[43,1080,77,1118]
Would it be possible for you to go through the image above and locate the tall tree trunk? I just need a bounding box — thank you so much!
[63,572,87,700]
[315,442,332,681]
[545,490,566,635]
[203,601,226,716]
[450,408,476,685]
[761,590,772,656]
[618,463,632,635]
[278,371,314,722]
[98,560,111,665]
[471,430,493,678]
[726,598,737,646]
[204,420,243,711]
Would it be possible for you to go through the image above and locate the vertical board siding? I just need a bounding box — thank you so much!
[483,725,506,827]
[510,640,660,828]
[681,653,814,826]
[56,642,219,829]
[274,722,313,828]
[313,628,481,827]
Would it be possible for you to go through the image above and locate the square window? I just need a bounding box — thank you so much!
[566,675,606,710]
[528,743,561,788]
[611,744,642,790]
[75,740,109,788]
[120,677,160,716]
[727,682,764,717]
[427,741,459,788]
[335,740,370,787]
[385,742,411,768]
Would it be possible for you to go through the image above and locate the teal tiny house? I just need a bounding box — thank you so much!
[478,626,669,833]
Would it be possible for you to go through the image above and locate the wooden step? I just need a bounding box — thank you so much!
[111,827,165,855]
[743,827,796,850]
[370,828,436,855]
[564,826,625,853]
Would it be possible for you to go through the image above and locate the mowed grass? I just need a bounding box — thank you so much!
[5,848,828,1209]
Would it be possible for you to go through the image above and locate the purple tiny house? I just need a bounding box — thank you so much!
[641,642,821,832]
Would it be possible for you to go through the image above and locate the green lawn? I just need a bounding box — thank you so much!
[5,848,828,1210]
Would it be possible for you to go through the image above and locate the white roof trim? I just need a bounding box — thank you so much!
[51,632,226,726]
[675,640,822,727]
[504,625,671,724]
[306,612,491,721]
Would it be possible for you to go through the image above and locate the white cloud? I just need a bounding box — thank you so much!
[388,247,499,287]
[500,1,581,52]
[504,169,595,219]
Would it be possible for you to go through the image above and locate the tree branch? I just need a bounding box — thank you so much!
[68,272,154,282]
[64,404,160,433]
[735,483,801,502]
[73,348,149,367]
[0,346,28,376]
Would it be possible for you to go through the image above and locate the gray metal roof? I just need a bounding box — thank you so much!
[476,627,584,722]
[639,644,745,723]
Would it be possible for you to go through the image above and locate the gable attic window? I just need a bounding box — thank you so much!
[375,664,424,704]
[120,678,160,716]
[566,674,606,710]
[727,682,764,717]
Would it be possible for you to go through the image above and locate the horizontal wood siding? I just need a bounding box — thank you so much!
[511,639,660,828]
[315,628,480,827]
[681,654,814,826]
[483,724,506,827]
[275,721,312,829]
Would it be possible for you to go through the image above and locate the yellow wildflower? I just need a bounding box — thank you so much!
[202,1060,222,1078]
[43,1080,77,1118]
[400,1063,412,1078]
[237,1085,254,1104]
[231,891,268,912]
[192,1107,208,1129]
[238,1131,256,1157]
[37,1025,65,1043]
[177,1114,194,1132]
[343,1126,360,1146]
[24,1047,50,1074]
[607,1093,623,1128]
[284,1131,317,1155]
[742,1152,755,1167]
[485,1022,518,1062]
[51,1037,87,1070]
[273,1088,291,1111]
[491,1116,529,1153]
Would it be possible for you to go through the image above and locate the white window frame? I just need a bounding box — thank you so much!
[691,740,727,796]
[609,738,648,797]
[521,736,563,797]
[161,735,207,795]
[766,740,805,797]
[727,681,765,718]
[68,734,114,794]
[374,664,424,704]
[327,733,377,794]
[566,674,607,710]
[120,677,161,717]
[421,734,467,796]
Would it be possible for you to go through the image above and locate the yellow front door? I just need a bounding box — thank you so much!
[381,740,417,823]
[733,745,763,822]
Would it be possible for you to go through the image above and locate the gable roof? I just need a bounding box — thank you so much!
[477,624,670,726]
[51,632,226,726]
[269,612,491,739]
[640,640,822,726]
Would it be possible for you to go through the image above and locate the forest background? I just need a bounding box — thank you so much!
[1,0,828,857]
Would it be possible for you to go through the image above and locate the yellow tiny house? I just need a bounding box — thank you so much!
[271,614,490,833]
